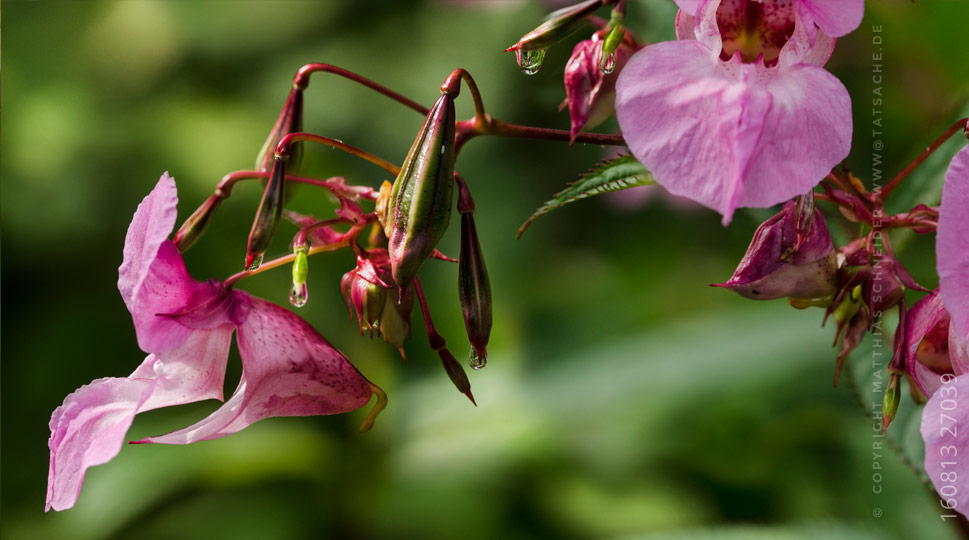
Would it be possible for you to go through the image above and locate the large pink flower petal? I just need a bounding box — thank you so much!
[795,0,864,38]
[46,326,235,511]
[921,372,969,515]
[46,378,151,512]
[938,145,969,341]
[615,41,851,224]
[138,298,375,444]
[907,290,954,397]
[118,174,247,352]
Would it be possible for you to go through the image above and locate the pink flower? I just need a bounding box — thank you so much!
[47,173,382,511]
[920,145,969,516]
[615,0,859,224]
[938,145,969,344]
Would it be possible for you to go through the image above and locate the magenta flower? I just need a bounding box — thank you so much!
[615,0,859,224]
[46,173,382,511]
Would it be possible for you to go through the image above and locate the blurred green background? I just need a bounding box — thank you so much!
[3,1,968,539]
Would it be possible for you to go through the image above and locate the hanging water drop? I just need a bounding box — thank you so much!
[599,52,616,74]
[289,282,308,307]
[245,253,264,272]
[516,48,547,75]
[469,347,487,370]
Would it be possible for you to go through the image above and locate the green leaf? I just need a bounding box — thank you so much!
[517,155,654,238]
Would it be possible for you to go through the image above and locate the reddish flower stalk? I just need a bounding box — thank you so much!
[881,117,969,198]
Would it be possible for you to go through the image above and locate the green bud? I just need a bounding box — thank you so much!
[173,193,222,252]
[387,92,456,293]
[289,244,309,308]
[506,0,604,53]
[882,372,901,433]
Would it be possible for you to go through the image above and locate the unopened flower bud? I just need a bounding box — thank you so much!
[458,213,492,369]
[563,34,632,141]
[598,8,626,73]
[289,243,309,308]
[714,201,837,303]
[341,253,394,337]
[882,372,901,433]
[255,87,303,173]
[173,193,222,252]
[245,157,287,270]
[387,92,456,294]
[438,347,476,405]
[863,255,925,316]
[505,0,605,75]
[379,286,414,359]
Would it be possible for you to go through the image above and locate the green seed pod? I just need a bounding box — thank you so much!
[387,91,456,293]
[173,193,222,252]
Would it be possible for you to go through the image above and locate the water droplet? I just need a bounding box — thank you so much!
[245,253,264,271]
[599,52,616,74]
[469,347,487,370]
[516,48,546,75]
[289,282,308,307]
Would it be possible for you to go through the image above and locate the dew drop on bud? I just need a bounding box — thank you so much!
[289,282,308,308]
[599,52,616,74]
[469,347,487,370]
[245,253,264,272]
[516,48,547,75]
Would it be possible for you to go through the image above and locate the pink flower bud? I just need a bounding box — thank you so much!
[563,34,632,141]
[714,201,836,302]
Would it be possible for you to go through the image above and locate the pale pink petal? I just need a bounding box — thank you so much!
[132,325,236,410]
[46,378,152,511]
[938,145,969,340]
[921,372,969,514]
[615,42,851,224]
[795,0,864,38]
[139,298,375,444]
[46,326,237,511]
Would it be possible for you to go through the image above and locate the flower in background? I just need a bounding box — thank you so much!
[615,0,860,224]
[921,144,969,516]
[47,174,383,511]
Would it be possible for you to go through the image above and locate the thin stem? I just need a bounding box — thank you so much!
[487,118,626,146]
[213,170,378,200]
[881,117,969,198]
[223,228,361,288]
[442,69,490,128]
[293,217,355,249]
[413,278,446,352]
[276,132,401,175]
[293,63,429,116]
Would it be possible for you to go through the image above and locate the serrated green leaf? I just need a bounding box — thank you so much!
[517,155,654,238]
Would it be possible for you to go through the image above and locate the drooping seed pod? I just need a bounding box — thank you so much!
[458,212,492,369]
[387,91,456,294]
[255,87,304,173]
[245,157,286,270]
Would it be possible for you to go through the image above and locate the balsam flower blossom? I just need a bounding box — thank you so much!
[615,0,861,224]
[921,144,969,515]
[46,173,384,512]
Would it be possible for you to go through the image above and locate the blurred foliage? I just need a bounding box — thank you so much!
[2,1,967,539]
